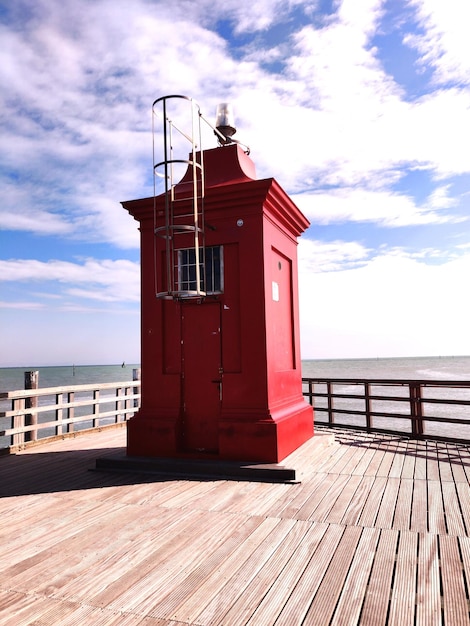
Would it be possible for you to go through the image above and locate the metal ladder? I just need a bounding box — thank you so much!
[152,95,206,299]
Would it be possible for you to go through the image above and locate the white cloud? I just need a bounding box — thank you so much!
[293,185,464,227]
[298,238,370,272]
[0,0,239,244]
[2,0,469,246]
[0,301,45,310]
[158,0,317,34]
[299,248,470,358]
[0,258,140,304]
[405,0,470,86]
[0,207,73,235]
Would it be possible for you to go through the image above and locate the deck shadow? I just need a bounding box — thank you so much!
[0,444,298,498]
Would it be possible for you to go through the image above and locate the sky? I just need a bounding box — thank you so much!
[1,0,470,367]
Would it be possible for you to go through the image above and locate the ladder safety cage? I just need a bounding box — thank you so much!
[152,95,207,300]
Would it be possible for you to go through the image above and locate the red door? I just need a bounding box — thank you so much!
[181,301,222,452]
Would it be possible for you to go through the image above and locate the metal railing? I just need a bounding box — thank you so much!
[303,377,470,442]
[0,379,141,451]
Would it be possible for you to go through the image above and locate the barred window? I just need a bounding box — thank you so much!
[178,246,223,294]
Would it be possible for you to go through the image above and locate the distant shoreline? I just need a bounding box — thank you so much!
[1,355,469,369]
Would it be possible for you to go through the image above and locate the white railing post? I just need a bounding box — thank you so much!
[67,391,75,433]
[55,393,63,436]
[133,368,141,408]
[24,371,39,442]
[93,389,100,428]
[12,398,25,447]
[115,387,123,423]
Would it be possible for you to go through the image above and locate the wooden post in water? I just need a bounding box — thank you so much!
[24,370,39,442]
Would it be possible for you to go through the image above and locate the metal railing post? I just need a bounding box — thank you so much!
[327,382,334,425]
[410,382,424,436]
[364,382,372,431]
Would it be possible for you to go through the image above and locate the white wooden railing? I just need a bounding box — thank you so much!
[0,379,141,451]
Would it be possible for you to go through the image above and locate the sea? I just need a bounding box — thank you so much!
[301,355,470,381]
[1,355,469,393]
[1,356,469,444]
[0,363,142,394]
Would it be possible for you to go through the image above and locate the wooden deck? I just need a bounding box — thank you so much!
[1,425,470,625]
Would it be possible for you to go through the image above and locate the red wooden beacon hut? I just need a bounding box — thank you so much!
[123,96,313,464]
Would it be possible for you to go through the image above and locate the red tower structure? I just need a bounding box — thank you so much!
[123,98,313,464]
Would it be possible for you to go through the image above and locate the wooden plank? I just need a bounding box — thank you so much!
[341,475,375,526]
[363,444,387,477]
[2,502,160,591]
[360,528,399,626]
[442,481,466,536]
[206,478,260,513]
[157,478,223,509]
[218,480,267,514]
[456,482,470,537]
[284,432,337,477]
[426,441,441,481]
[440,535,470,626]
[303,473,351,522]
[388,530,418,626]
[273,524,346,626]
[330,527,380,626]
[193,518,297,626]
[438,444,454,482]
[414,444,428,480]
[334,443,369,475]
[392,478,413,531]
[450,444,469,483]
[2,496,134,568]
[168,516,281,624]
[376,441,399,477]
[261,481,304,517]
[416,533,441,626]
[244,522,330,626]
[311,444,351,474]
[459,535,470,609]
[458,444,470,483]
[427,479,447,534]
[0,591,48,626]
[283,472,336,520]
[57,508,203,603]
[14,506,201,601]
[301,525,363,625]
[324,474,363,525]
[147,514,271,621]
[214,519,313,625]
[410,479,428,533]
[96,510,248,614]
[112,477,196,507]
[351,445,378,476]
[388,444,406,478]
[358,475,388,527]
[401,443,416,479]
[242,482,289,517]
[374,477,401,529]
